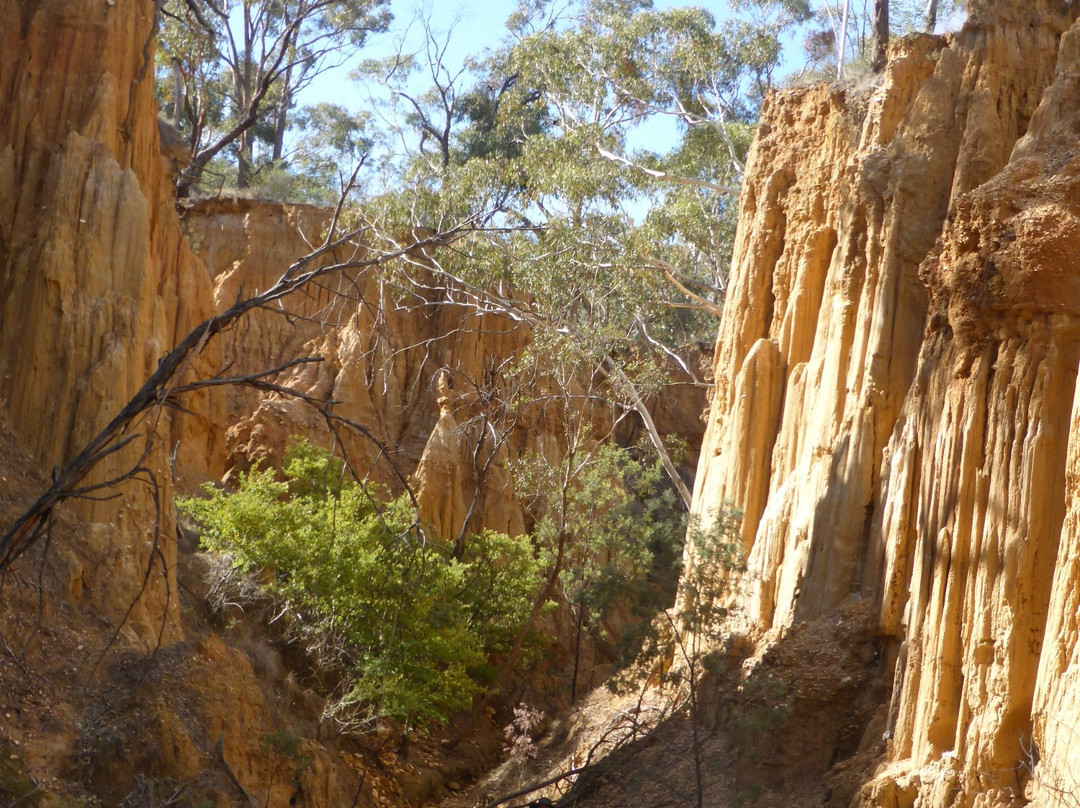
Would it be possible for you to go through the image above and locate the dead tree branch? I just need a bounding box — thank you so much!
[0,212,480,574]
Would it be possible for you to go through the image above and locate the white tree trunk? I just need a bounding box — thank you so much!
[837,0,850,79]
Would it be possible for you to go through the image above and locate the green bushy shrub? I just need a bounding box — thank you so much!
[178,440,542,732]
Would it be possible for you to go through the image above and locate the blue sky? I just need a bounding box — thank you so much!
[304,0,756,111]
[381,0,743,64]
[301,0,968,120]
[301,0,775,161]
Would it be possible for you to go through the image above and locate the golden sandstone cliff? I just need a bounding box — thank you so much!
[180,196,532,541]
[4,0,1080,805]
[0,3,703,800]
[691,1,1080,805]
[179,197,707,543]
[0,0,222,638]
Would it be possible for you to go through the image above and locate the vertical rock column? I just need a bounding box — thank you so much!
[0,0,219,638]
[691,4,1073,638]
[867,17,1080,806]
[1032,380,1080,803]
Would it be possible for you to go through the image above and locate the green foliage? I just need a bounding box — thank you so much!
[460,528,546,656]
[355,0,800,359]
[887,0,966,35]
[262,730,313,786]
[677,506,746,639]
[155,0,390,191]
[172,102,374,204]
[795,0,967,79]
[514,438,686,670]
[609,503,744,808]
[290,103,374,196]
[157,1,803,459]
[178,440,543,731]
[727,677,792,753]
[262,729,307,762]
[609,503,744,696]
[164,2,782,661]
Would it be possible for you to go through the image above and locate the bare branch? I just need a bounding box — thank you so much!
[599,356,692,510]
[646,258,725,318]
[0,215,478,572]
[364,232,695,511]
[595,146,739,196]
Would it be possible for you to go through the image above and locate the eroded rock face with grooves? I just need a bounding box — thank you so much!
[692,3,1080,805]
[182,197,533,541]
[0,0,222,638]
[183,198,710,545]
[0,5,707,800]
[0,0,709,628]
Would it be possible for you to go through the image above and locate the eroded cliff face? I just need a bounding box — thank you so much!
[0,7,526,802]
[181,197,535,541]
[181,197,709,544]
[692,3,1080,806]
[0,4,331,805]
[0,0,223,637]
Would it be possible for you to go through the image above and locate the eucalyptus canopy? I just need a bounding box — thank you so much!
[152,0,967,504]
[156,0,390,192]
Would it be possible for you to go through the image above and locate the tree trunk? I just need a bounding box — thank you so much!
[689,659,704,808]
[234,67,255,188]
[836,0,850,79]
[238,6,255,188]
[924,0,939,31]
[171,59,184,124]
[272,58,295,162]
[237,128,254,189]
[871,0,889,73]
[570,603,584,704]
[272,103,289,162]
[177,151,210,197]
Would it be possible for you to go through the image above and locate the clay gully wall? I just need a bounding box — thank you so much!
[690,5,1080,806]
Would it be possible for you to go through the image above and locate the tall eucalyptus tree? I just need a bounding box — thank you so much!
[157,0,389,191]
